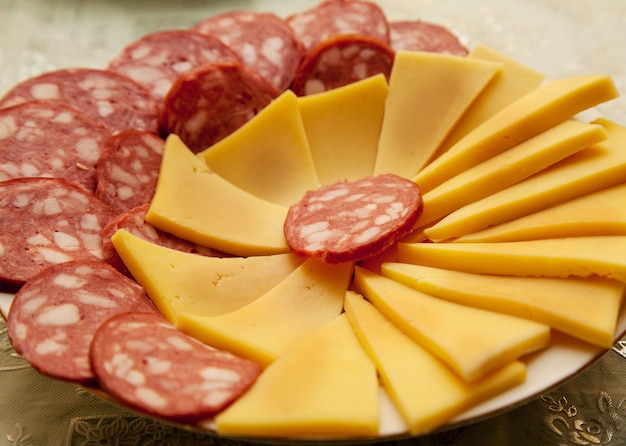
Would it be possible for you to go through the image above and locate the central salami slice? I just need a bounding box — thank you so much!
[90,312,262,421]
[7,261,157,382]
[284,174,423,264]
[389,20,468,55]
[0,68,159,134]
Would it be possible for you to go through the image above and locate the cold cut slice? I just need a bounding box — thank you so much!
[192,11,304,92]
[159,62,279,153]
[291,35,395,96]
[389,20,468,55]
[0,177,115,285]
[108,30,242,101]
[6,261,157,382]
[0,68,159,134]
[90,312,262,421]
[284,174,423,263]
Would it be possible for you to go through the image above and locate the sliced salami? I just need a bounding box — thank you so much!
[108,30,242,102]
[291,35,395,96]
[90,312,262,421]
[6,261,157,382]
[0,68,159,134]
[284,174,423,264]
[0,178,115,285]
[158,62,279,153]
[192,11,304,92]
[0,101,112,192]
[95,130,165,214]
[389,20,468,55]
[286,0,390,52]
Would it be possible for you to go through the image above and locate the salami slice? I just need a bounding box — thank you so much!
[389,20,468,55]
[192,11,304,92]
[95,130,165,214]
[0,178,115,285]
[0,68,159,134]
[90,312,261,421]
[291,35,395,96]
[158,62,279,153]
[286,0,390,52]
[108,30,242,102]
[0,101,112,192]
[284,174,423,264]
[6,261,157,382]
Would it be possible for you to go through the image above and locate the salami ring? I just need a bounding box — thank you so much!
[389,20,468,55]
[284,174,423,264]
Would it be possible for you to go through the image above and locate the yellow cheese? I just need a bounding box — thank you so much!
[146,134,289,256]
[198,91,320,206]
[419,120,606,226]
[397,236,626,282]
[110,229,301,322]
[177,259,352,367]
[215,314,379,438]
[381,263,624,347]
[374,51,502,178]
[344,291,527,435]
[352,267,550,382]
[413,74,619,193]
[457,183,626,242]
[297,74,388,185]
[424,118,626,240]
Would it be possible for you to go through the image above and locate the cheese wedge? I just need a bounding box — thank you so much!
[111,229,302,321]
[419,120,606,226]
[374,51,502,178]
[425,118,626,240]
[344,291,527,435]
[297,74,388,185]
[352,267,550,382]
[398,236,626,282]
[198,90,320,206]
[413,74,619,192]
[146,134,289,256]
[177,259,352,367]
[381,263,624,347]
[215,314,379,438]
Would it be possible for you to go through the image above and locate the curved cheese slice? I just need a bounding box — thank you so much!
[397,236,626,282]
[381,263,624,348]
[297,74,388,185]
[344,291,526,435]
[413,74,619,193]
[177,259,352,367]
[146,134,289,256]
[353,267,550,382]
[198,90,320,206]
[374,52,502,178]
[215,314,379,438]
[111,229,302,322]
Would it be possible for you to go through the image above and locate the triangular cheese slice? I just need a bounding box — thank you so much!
[352,267,550,381]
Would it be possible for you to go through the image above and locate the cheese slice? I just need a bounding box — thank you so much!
[344,291,527,435]
[110,229,301,322]
[297,74,388,185]
[381,263,624,347]
[352,266,550,382]
[177,259,352,367]
[146,134,289,256]
[215,314,379,438]
[374,51,502,178]
[397,236,626,282]
[413,74,619,193]
[419,120,606,226]
[424,118,626,240]
[198,90,320,206]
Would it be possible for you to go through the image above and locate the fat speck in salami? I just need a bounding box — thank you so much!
[284,174,423,263]
[7,261,157,382]
[389,20,468,55]
[90,312,261,421]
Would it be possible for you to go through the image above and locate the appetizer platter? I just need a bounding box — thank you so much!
[1,0,625,441]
